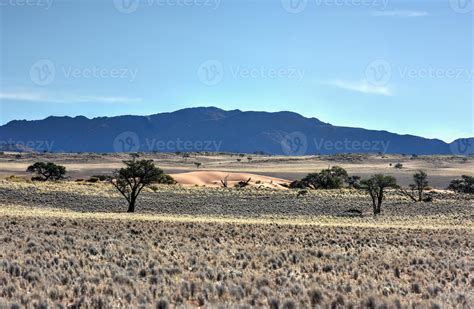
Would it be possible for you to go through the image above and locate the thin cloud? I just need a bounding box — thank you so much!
[371,10,429,18]
[323,79,393,96]
[0,90,142,104]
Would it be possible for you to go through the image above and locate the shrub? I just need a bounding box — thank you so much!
[289,180,308,189]
[156,174,177,185]
[26,162,66,181]
[91,175,110,181]
[302,166,348,189]
[346,175,361,189]
[394,163,403,169]
[448,176,474,194]
[86,176,100,183]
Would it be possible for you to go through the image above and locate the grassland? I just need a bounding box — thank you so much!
[0,178,473,307]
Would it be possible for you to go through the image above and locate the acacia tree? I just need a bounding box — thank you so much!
[302,166,348,189]
[412,170,429,201]
[26,162,66,181]
[110,160,164,213]
[361,174,397,215]
[399,170,429,202]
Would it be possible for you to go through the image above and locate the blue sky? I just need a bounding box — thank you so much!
[0,0,472,142]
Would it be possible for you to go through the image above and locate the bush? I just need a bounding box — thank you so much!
[91,175,110,181]
[394,163,403,169]
[289,180,308,189]
[26,162,66,181]
[448,176,474,194]
[302,166,348,189]
[157,174,177,185]
[346,176,361,189]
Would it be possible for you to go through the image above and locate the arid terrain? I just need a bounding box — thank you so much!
[1,152,473,188]
[0,153,473,308]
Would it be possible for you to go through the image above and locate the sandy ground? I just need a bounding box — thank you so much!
[169,171,289,189]
[0,152,473,188]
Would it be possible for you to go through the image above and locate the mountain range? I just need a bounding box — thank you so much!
[0,107,472,155]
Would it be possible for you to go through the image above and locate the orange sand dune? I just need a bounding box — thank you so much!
[169,171,290,189]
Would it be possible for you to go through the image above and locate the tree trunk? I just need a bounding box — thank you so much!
[128,194,136,213]
[418,189,423,202]
[127,200,135,213]
[376,193,384,214]
[370,195,377,215]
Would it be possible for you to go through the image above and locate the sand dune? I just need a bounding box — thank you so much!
[170,171,290,189]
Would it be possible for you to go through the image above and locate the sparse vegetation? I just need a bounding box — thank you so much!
[448,175,474,194]
[235,177,251,188]
[346,175,361,189]
[394,163,403,169]
[360,174,398,215]
[110,159,165,212]
[26,162,66,181]
[302,166,348,189]
[0,213,471,308]
[220,175,229,188]
[0,153,473,308]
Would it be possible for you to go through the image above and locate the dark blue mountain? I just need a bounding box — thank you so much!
[0,107,472,155]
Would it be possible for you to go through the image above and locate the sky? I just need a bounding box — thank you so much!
[0,0,472,142]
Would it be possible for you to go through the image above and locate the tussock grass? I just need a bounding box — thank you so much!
[0,204,472,230]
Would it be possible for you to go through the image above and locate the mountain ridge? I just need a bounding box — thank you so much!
[0,107,472,155]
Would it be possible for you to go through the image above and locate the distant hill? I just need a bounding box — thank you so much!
[0,107,472,155]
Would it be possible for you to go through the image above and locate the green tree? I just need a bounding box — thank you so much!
[26,162,66,181]
[361,174,397,215]
[412,170,429,201]
[302,166,348,189]
[110,160,164,213]
[448,175,474,194]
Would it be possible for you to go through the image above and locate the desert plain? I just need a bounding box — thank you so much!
[0,152,473,308]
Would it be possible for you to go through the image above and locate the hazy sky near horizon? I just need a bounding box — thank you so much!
[0,0,472,142]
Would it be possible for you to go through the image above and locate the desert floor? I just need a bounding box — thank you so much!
[0,152,473,188]
[0,153,473,308]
